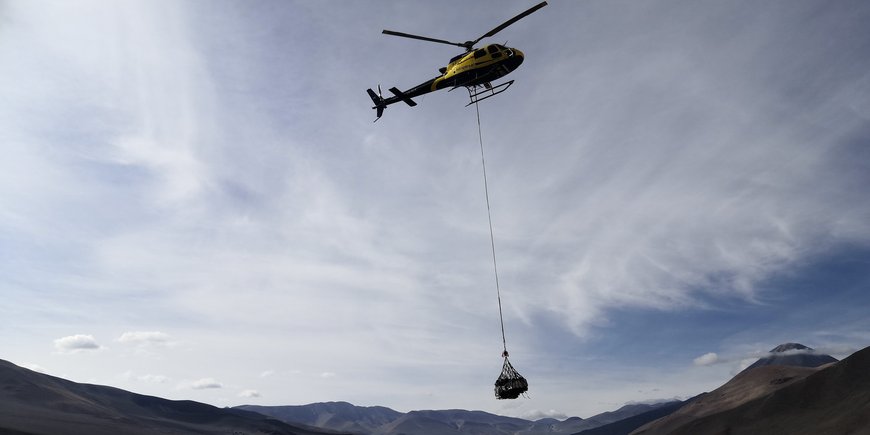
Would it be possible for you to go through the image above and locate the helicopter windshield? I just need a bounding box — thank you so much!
[487,44,503,58]
[448,44,508,65]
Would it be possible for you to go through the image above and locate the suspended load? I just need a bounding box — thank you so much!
[494,351,528,399]
[470,85,530,400]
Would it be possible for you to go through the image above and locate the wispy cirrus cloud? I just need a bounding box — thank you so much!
[3,0,870,421]
[117,331,173,347]
[139,374,170,384]
[122,371,170,384]
[484,0,870,338]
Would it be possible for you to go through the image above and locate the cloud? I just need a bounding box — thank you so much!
[3,0,870,421]
[521,409,568,420]
[117,331,172,346]
[815,345,860,359]
[54,334,102,353]
[695,343,847,374]
[191,378,222,389]
[492,1,870,337]
[320,372,337,379]
[186,378,223,390]
[239,389,260,398]
[693,352,719,366]
[122,370,170,384]
[139,374,170,383]
[259,370,275,378]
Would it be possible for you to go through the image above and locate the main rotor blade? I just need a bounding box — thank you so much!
[382,30,466,48]
[471,1,548,46]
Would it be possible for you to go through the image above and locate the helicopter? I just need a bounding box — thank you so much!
[367,1,547,121]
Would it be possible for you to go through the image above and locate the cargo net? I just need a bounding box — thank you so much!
[494,354,528,400]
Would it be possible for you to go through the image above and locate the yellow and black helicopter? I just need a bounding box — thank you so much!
[367,1,547,121]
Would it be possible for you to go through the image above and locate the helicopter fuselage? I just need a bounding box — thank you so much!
[369,44,524,117]
[436,44,525,91]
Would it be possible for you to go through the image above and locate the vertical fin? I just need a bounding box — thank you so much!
[367,87,386,121]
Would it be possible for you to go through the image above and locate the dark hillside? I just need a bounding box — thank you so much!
[0,358,340,435]
[671,345,870,435]
[575,400,688,435]
[633,345,870,435]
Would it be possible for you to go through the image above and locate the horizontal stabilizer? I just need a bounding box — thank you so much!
[389,87,417,107]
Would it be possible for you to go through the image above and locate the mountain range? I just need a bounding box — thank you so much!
[2,342,869,435]
[236,401,677,435]
[239,343,869,435]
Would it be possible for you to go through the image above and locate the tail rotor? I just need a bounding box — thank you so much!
[367,85,386,122]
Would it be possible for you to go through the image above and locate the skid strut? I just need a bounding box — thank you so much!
[465,80,514,106]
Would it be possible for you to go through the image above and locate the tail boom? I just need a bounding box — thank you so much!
[366,78,437,121]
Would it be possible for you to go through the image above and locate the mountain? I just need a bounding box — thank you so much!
[629,365,820,435]
[7,342,860,435]
[240,402,403,434]
[240,405,538,435]
[743,342,838,372]
[377,409,531,435]
[238,402,676,435]
[0,358,342,435]
[574,400,689,435]
[631,345,870,435]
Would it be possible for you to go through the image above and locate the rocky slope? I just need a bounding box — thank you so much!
[574,400,689,435]
[632,345,870,435]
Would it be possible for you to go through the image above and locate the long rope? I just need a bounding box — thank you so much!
[474,99,508,355]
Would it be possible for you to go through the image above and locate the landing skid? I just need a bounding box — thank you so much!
[465,80,514,106]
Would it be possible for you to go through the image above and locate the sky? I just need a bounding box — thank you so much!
[2,0,870,420]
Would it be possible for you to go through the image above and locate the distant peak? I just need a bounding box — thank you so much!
[742,343,837,373]
[770,343,811,353]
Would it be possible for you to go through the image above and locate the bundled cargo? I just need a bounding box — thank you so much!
[494,353,528,400]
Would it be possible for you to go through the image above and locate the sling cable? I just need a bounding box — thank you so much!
[474,99,529,400]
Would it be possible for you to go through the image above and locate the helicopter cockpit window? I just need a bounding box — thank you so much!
[488,45,502,58]
[474,48,486,58]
